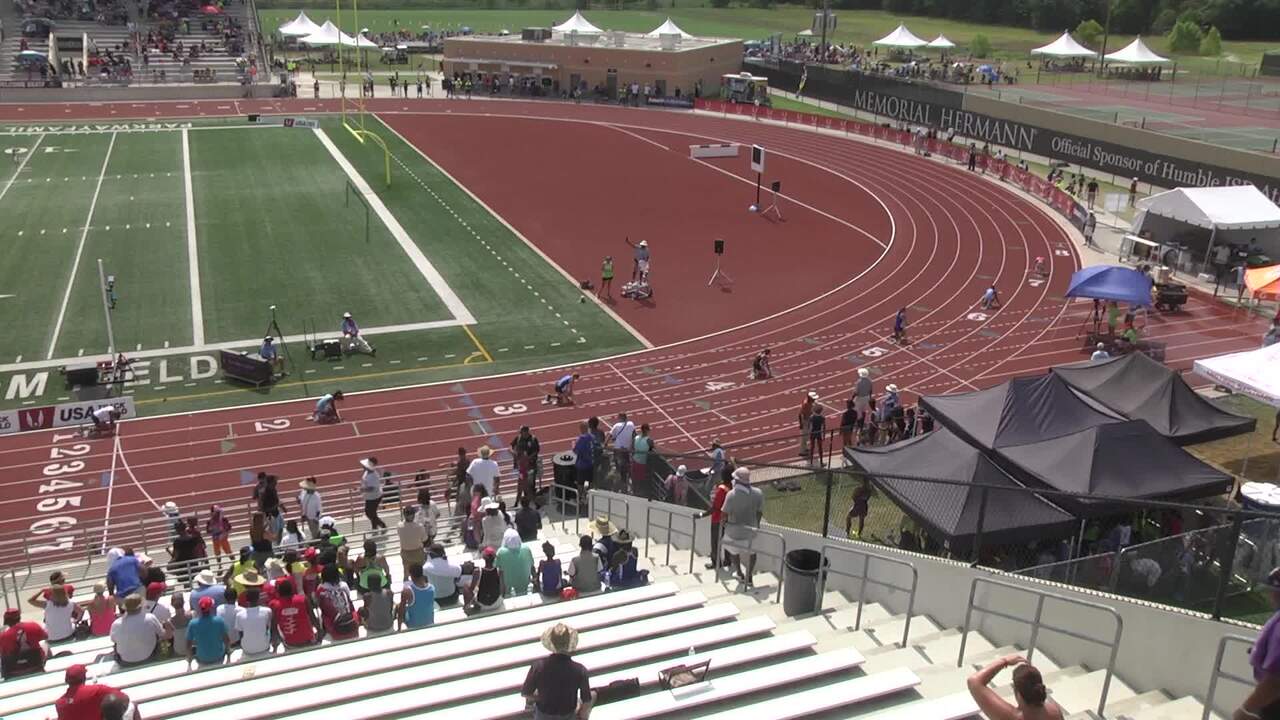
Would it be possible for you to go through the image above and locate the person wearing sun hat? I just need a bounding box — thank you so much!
[297,477,324,539]
[522,622,595,720]
[720,467,765,589]
[588,515,618,570]
[467,444,501,498]
[480,500,508,552]
[359,457,387,530]
[55,663,136,720]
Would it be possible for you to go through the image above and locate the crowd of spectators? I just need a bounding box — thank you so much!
[16,0,126,24]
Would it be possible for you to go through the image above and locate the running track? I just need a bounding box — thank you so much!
[0,97,1267,562]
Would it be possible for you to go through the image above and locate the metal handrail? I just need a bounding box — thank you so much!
[959,577,1124,716]
[589,494,632,535]
[718,522,786,604]
[643,502,700,575]
[1203,635,1256,720]
[817,543,918,647]
[548,485,581,538]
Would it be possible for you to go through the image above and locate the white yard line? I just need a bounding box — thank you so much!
[46,131,117,360]
[0,318,468,374]
[311,127,476,325]
[182,128,205,346]
[608,362,703,449]
[0,133,45,203]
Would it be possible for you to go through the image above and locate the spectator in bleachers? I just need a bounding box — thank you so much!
[463,484,486,550]
[316,564,359,641]
[721,467,765,589]
[481,500,508,552]
[27,584,83,643]
[606,531,649,590]
[100,691,141,720]
[88,582,116,637]
[471,547,505,613]
[468,444,501,498]
[398,564,436,630]
[538,541,563,597]
[191,569,225,608]
[207,504,233,567]
[217,587,240,645]
[497,528,535,596]
[452,447,471,516]
[703,472,732,570]
[169,591,191,658]
[589,516,619,569]
[55,664,133,720]
[353,539,391,593]
[523,623,595,720]
[298,478,323,539]
[967,654,1063,720]
[0,608,48,678]
[143,582,173,634]
[360,457,388,531]
[415,487,441,546]
[567,535,602,595]
[186,596,230,668]
[269,578,317,649]
[665,465,689,506]
[280,519,305,552]
[425,543,467,608]
[107,547,144,600]
[398,505,429,580]
[515,497,542,542]
[236,587,273,658]
[361,574,395,634]
[111,594,165,667]
[225,547,254,592]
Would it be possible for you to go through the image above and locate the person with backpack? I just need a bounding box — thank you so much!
[315,564,359,640]
[0,608,48,678]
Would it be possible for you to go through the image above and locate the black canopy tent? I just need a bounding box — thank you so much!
[998,420,1234,508]
[1051,353,1256,445]
[846,427,1077,552]
[919,373,1122,451]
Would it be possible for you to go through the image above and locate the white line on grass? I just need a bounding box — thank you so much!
[47,131,117,360]
[311,127,476,325]
[182,128,205,346]
[0,133,45,204]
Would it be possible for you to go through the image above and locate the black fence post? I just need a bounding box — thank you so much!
[1212,512,1245,621]
[971,485,990,564]
[820,466,834,539]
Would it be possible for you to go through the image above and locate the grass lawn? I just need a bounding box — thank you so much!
[0,114,642,415]
[1189,394,1280,482]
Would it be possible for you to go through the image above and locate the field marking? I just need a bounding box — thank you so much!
[0,318,467,374]
[47,131,117,359]
[462,324,494,363]
[0,133,45,203]
[607,362,702,448]
[182,128,205,346]
[311,127,476,325]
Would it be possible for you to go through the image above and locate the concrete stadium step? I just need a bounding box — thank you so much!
[1122,695,1223,720]
[1104,690,1174,718]
[1049,669,1138,715]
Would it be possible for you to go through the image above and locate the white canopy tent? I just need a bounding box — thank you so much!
[796,28,814,37]
[1135,185,1280,274]
[1195,345,1280,409]
[552,11,603,34]
[278,11,321,38]
[872,24,928,49]
[299,20,344,46]
[646,17,693,39]
[348,33,378,48]
[1105,37,1170,64]
[926,34,956,49]
[1031,31,1095,58]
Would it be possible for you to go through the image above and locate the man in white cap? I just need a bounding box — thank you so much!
[854,368,873,423]
[720,467,765,589]
[523,623,595,720]
[665,465,688,505]
[625,237,649,282]
[797,391,818,456]
[340,312,375,356]
[359,457,387,530]
[259,336,283,375]
[1090,343,1111,362]
[467,445,501,498]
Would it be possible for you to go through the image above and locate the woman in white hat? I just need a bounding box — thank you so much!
[480,500,508,552]
[665,465,688,505]
[358,457,387,531]
[523,623,595,720]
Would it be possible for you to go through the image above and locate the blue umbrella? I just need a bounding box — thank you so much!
[1066,265,1153,306]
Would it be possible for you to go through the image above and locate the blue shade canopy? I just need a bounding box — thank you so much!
[1065,265,1153,306]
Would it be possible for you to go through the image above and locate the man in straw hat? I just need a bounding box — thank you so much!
[522,623,595,720]
[467,444,501,498]
[588,515,619,570]
[359,457,387,530]
[720,467,765,589]
[110,594,166,667]
[298,477,323,539]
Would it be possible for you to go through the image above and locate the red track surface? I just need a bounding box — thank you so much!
[0,97,1267,560]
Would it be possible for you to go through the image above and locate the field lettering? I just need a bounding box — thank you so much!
[5,372,48,400]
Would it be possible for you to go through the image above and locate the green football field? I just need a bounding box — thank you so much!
[0,114,643,415]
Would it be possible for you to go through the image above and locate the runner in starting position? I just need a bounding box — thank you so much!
[546,373,579,405]
[750,349,772,380]
[88,406,121,437]
[311,391,344,423]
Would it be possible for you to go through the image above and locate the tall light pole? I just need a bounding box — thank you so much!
[818,0,831,58]
[1097,0,1114,76]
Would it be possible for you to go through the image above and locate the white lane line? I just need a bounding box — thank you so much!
[608,362,702,448]
[0,133,45,203]
[47,131,117,359]
[182,128,205,346]
[100,432,121,552]
[311,127,476,325]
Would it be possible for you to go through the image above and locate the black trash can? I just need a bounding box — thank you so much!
[782,548,825,617]
[551,452,581,513]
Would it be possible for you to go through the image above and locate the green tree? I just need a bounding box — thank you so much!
[1166,18,1203,52]
[1075,18,1104,46]
[1200,25,1223,55]
[970,33,992,57]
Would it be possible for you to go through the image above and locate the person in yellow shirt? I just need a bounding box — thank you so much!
[597,256,614,300]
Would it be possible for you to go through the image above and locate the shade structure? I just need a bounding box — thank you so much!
[846,428,1076,550]
[926,34,956,49]
[552,11,603,34]
[1065,265,1154,307]
[646,17,693,39]
[347,33,378,48]
[920,373,1121,452]
[998,420,1234,504]
[1052,353,1256,445]
[1195,344,1280,408]
[1135,186,1280,231]
[299,20,343,46]
[872,24,928,49]
[278,11,322,38]
[1031,31,1096,58]
[796,28,814,37]
[1104,37,1170,64]
[1246,264,1280,297]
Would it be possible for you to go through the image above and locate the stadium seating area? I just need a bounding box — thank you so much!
[0,480,1244,720]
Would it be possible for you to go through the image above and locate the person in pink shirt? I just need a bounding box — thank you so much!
[87,583,116,637]
[664,465,688,505]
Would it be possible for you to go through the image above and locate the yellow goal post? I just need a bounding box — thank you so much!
[335,0,391,187]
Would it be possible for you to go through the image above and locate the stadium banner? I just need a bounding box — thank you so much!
[742,60,1280,201]
[646,96,694,109]
[9,397,137,434]
[0,410,17,436]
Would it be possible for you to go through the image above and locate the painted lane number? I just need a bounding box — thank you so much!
[254,419,291,433]
[494,404,527,416]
